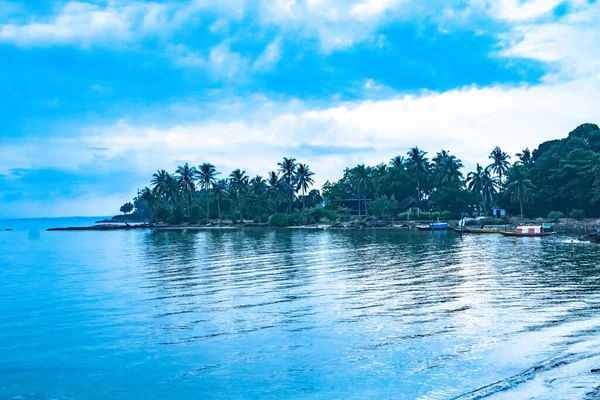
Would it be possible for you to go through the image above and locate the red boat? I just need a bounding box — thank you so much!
[500,226,556,237]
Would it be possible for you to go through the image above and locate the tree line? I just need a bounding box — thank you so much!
[127,123,600,225]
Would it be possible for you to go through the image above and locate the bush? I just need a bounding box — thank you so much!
[224,211,242,223]
[156,206,172,223]
[569,209,585,220]
[547,211,565,222]
[189,205,207,224]
[478,217,504,226]
[269,213,289,227]
[440,211,454,220]
[170,206,185,224]
[312,206,337,222]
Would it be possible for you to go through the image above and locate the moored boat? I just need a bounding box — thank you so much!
[465,227,500,234]
[500,226,556,237]
[416,222,449,231]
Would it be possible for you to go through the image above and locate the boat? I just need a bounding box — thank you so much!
[500,226,556,237]
[416,222,449,231]
[465,227,500,234]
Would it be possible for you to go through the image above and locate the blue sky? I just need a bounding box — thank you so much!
[1,0,599,217]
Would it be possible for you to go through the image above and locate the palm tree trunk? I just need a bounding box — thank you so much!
[218,198,221,224]
[358,193,361,217]
[302,189,306,210]
[364,193,367,217]
[520,199,524,219]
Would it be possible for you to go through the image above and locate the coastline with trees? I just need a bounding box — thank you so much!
[92,123,600,230]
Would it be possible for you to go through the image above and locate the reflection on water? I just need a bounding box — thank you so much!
[1,228,600,399]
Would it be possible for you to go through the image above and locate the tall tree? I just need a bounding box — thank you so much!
[197,163,219,220]
[432,150,464,186]
[390,155,405,168]
[487,146,511,182]
[229,169,249,216]
[266,171,282,212]
[505,165,535,218]
[278,157,297,214]
[140,187,160,224]
[175,163,197,217]
[295,163,315,210]
[406,147,429,203]
[467,164,487,214]
[516,148,532,165]
[351,164,371,217]
[212,179,228,223]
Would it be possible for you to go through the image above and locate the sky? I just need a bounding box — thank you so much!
[0,0,599,218]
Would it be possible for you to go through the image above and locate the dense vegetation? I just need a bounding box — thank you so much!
[127,123,600,226]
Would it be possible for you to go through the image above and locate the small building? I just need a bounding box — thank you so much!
[491,208,506,218]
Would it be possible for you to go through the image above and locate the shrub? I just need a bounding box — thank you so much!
[224,211,242,223]
[429,212,440,220]
[547,211,565,222]
[170,206,185,224]
[569,209,585,220]
[312,206,337,222]
[269,213,289,227]
[440,211,454,220]
[478,217,504,226]
[156,206,172,223]
[189,205,207,224]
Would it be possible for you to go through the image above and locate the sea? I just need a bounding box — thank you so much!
[1,217,600,399]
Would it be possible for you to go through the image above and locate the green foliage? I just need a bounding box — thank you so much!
[224,211,242,223]
[569,209,585,220]
[125,123,600,226]
[478,217,505,226]
[368,195,398,220]
[156,206,172,223]
[312,206,337,222]
[547,211,565,222]
[189,205,207,224]
[119,202,134,215]
[269,213,289,227]
[170,206,185,224]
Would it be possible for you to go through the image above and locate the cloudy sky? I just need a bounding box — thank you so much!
[1,0,598,218]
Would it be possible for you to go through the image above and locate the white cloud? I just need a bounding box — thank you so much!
[252,37,282,71]
[498,7,600,81]
[71,78,598,192]
[171,41,249,78]
[0,1,172,47]
[489,0,564,21]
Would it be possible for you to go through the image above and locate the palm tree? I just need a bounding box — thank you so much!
[467,164,487,214]
[432,150,464,186]
[266,171,281,212]
[151,169,170,196]
[140,187,160,224]
[250,175,267,196]
[482,168,499,211]
[151,170,180,206]
[295,163,315,210]
[175,163,197,217]
[516,148,532,165]
[278,157,297,214]
[352,164,370,217]
[212,179,228,223]
[487,146,511,182]
[197,163,219,220]
[505,165,535,218]
[390,155,405,168]
[229,169,249,217]
[406,147,429,203]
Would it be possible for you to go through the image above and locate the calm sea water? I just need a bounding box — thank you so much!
[2,218,600,399]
